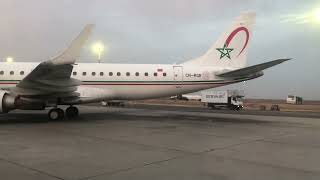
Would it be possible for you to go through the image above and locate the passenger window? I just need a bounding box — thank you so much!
[109,72,113,76]
[117,72,121,76]
[0,71,3,75]
[100,72,104,76]
[92,72,96,76]
[154,72,158,76]
[145,72,148,76]
[73,72,77,76]
[135,72,139,76]
[82,72,87,76]
[10,71,14,75]
[20,71,24,75]
[163,73,167,77]
[126,72,130,76]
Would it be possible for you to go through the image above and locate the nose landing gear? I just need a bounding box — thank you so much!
[48,106,79,120]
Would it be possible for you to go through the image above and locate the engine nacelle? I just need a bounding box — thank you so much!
[0,91,46,113]
[0,91,17,113]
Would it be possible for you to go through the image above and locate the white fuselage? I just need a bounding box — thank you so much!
[0,62,248,102]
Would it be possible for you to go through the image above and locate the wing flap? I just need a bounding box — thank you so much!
[11,87,81,97]
[36,78,81,87]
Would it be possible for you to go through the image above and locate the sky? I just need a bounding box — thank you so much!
[0,0,319,100]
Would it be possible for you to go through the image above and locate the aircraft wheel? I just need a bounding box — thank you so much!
[66,106,79,119]
[48,108,64,120]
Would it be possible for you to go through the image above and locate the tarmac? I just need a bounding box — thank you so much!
[0,105,320,180]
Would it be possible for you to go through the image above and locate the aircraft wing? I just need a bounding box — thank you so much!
[10,24,93,97]
[216,58,291,78]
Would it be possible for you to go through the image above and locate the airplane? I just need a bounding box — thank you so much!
[0,12,290,120]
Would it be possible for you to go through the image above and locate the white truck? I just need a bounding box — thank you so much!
[286,95,303,104]
[201,90,244,110]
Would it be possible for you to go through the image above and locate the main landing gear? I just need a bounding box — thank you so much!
[48,106,79,120]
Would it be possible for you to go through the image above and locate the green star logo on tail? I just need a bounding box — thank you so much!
[216,44,233,60]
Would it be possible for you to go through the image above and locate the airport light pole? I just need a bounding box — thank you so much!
[92,42,105,63]
[315,8,320,23]
[6,56,14,63]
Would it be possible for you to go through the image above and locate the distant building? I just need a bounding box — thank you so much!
[286,95,303,104]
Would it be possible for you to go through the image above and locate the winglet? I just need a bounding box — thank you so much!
[49,24,94,65]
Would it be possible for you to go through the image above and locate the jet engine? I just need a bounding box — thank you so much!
[0,90,46,113]
[0,91,17,113]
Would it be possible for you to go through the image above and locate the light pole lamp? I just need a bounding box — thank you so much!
[92,42,105,63]
[6,56,14,63]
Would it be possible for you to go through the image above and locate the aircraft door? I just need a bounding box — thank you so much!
[173,66,183,88]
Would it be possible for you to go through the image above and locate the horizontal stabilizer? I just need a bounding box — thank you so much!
[216,58,291,78]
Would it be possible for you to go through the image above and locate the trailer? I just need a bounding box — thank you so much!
[170,94,201,101]
[201,90,244,110]
[286,95,303,104]
[101,100,126,107]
